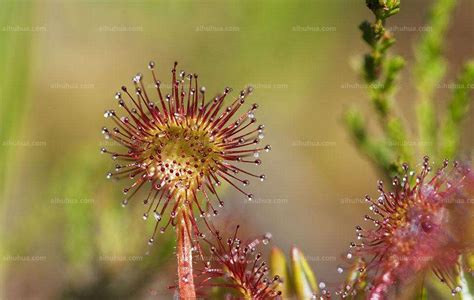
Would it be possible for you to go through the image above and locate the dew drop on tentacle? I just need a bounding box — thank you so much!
[262,232,272,245]
[104,110,113,118]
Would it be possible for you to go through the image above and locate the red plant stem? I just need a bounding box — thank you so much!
[176,212,196,299]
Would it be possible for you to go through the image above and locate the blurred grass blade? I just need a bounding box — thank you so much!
[459,255,474,300]
[0,2,34,295]
[414,0,456,157]
[415,286,428,300]
[291,247,318,299]
[460,269,474,300]
[270,247,290,297]
[0,2,34,194]
[440,61,474,159]
[49,149,104,275]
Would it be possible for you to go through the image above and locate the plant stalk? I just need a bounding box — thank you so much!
[176,212,196,299]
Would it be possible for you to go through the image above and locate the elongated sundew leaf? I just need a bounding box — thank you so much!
[270,247,291,297]
[440,61,474,159]
[291,247,318,298]
[414,0,456,158]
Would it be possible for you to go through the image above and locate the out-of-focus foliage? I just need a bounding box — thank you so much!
[345,0,474,179]
[0,1,34,295]
[440,62,474,158]
[345,0,409,176]
[459,254,474,300]
[0,2,33,193]
[268,246,320,299]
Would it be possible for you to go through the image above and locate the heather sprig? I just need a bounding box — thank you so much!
[414,0,456,159]
[346,0,409,176]
[345,0,474,178]
[440,62,474,159]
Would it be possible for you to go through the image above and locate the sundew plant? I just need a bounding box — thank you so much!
[1,0,473,300]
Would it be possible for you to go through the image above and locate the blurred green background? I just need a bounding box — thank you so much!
[1,0,473,298]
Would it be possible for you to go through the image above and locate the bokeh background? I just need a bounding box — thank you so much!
[1,0,473,299]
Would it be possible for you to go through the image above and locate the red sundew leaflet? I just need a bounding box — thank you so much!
[337,157,474,299]
[101,61,270,245]
[194,224,282,299]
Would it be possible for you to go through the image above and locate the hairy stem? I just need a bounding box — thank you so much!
[176,212,196,299]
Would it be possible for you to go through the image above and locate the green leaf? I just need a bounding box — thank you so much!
[386,117,412,163]
[360,21,376,47]
[0,2,34,196]
[291,247,318,298]
[270,247,291,297]
[414,0,456,159]
[365,0,400,20]
[344,108,397,177]
[414,0,455,98]
[344,108,367,142]
[416,99,438,157]
[383,55,405,94]
[440,61,474,159]
[415,286,428,300]
[459,255,474,300]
